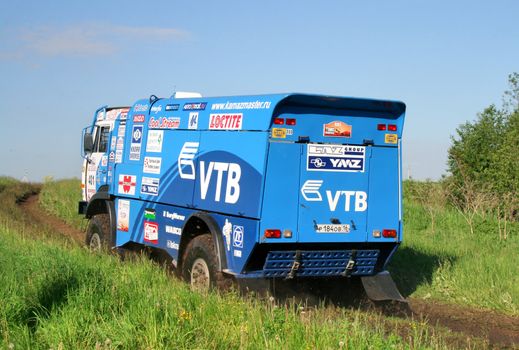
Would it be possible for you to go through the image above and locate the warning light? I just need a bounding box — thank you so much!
[286,118,296,126]
[283,229,293,238]
[377,124,387,131]
[264,229,281,238]
[273,118,284,125]
[388,124,397,131]
[382,229,397,238]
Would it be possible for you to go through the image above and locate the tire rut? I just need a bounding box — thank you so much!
[20,194,84,244]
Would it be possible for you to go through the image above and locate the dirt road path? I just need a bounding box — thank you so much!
[20,194,84,244]
[18,194,519,348]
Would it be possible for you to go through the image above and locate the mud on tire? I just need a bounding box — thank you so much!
[181,234,233,292]
[85,214,112,252]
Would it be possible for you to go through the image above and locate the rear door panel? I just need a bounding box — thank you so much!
[298,143,371,242]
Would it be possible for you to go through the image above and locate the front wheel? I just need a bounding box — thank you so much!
[85,214,112,252]
[181,234,232,292]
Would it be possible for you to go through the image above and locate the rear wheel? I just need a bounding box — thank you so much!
[85,214,112,252]
[181,234,232,292]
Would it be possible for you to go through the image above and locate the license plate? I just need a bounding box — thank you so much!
[316,224,350,233]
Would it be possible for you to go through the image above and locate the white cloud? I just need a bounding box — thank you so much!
[1,23,190,58]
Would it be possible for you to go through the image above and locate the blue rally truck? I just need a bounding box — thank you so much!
[80,92,406,300]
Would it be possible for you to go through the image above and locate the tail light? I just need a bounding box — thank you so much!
[273,118,284,125]
[264,229,281,238]
[382,229,397,238]
[286,118,296,126]
[388,124,397,131]
[377,124,387,131]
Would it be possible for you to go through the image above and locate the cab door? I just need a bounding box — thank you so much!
[84,123,113,200]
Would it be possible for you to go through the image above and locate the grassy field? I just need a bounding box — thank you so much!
[39,178,85,230]
[0,178,469,349]
[38,178,519,316]
[390,182,519,315]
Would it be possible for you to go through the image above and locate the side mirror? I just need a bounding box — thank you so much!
[83,132,94,153]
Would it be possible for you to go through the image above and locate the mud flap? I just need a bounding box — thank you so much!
[361,270,406,302]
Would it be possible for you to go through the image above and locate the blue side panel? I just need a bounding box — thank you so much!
[206,213,259,274]
[192,131,268,218]
[366,147,401,242]
[114,195,259,274]
[259,141,301,242]
[153,131,201,207]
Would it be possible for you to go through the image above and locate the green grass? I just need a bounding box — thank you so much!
[37,178,519,316]
[390,181,519,315]
[0,179,462,349]
[39,178,84,230]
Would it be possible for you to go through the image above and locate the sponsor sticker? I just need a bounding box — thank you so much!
[146,130,163,153]
[385,134,398,144]
[188,112,198,130]
[183,102,207,111]
[222,219,232,251]
[129,125,143,161]
[307,144,365,172]
[110,136,116,149]
[165,225,182,235]
[233,225,244,248]
[233,250,242,258]
[149,117,180,129]
[167,240,179,249]
[144,208,156,220]
[144,221,159,244]
[134,103,149,112]
[105,109,118,121]
[211,100,272,110]
[150,105,162,114]
[209,113,242,130]
[323,121,351,137]
[133,114,145,123]
[118,174,137,195]
[315,224,350,233]
[118,125,126,137]
[117,199,130,232]
[300,180,368,212]
[115,149,123,163]
[120,109,129,120]
[101,155,108,167]
[165,104,180,111]
[163,210,185,221]
[272,128,286,139]
[143,156,161,174]
[141,177,160,196]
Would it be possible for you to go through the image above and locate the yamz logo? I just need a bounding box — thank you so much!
[310,158,326,168]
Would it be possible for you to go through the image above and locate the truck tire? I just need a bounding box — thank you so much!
[181,234,232,292]
[85,214,112,252]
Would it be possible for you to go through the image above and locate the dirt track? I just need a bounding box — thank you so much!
[20,194,519,349]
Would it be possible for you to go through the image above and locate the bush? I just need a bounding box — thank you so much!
[447,73,519,231]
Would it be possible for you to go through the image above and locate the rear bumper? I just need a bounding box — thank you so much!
[238,242,399,279]
[263,249,379,278]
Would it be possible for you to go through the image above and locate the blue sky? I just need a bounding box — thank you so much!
[0,0,518,181]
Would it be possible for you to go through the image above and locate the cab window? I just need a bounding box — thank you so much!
[94,126,110,153]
